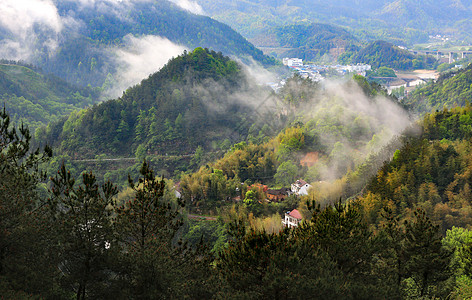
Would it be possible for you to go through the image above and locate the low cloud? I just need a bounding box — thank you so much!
[0,0,64,60]
[106,34,186,98]
[169,0,204,14]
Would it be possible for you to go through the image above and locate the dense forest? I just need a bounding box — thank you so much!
[4,1,472,297]
[251,23,360,62]
[198,0,472,46]
[0,62,99,131]
[405,63,472,114]
[2,55,472,300]
[338,40,437,70]
[0,0,275,88]
[3,103,472,298]
[39,48,277,161]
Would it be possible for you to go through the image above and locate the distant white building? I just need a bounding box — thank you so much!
[282,209,302,228]
[283,58,303,67]
[345,64,371,73]
[291,179,312,196]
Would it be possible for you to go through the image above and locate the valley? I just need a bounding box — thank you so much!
[2,0,472,298]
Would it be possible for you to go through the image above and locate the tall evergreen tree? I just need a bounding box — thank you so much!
[0,107,54,296]
[48,164,118,299]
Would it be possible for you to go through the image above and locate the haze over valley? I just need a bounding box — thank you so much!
[2,1,472,298]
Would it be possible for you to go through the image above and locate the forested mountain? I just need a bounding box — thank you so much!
[339,40,437,70]
[196,0,472,45]
[0,0,274,89]
[2,103,467,299]
[0,61,99,131]
[405,63,472,114]
[4,1,472,299]
[40,48,278,160]
[251,23,359,61]
[356,106,472,235]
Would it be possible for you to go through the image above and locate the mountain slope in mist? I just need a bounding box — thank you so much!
[0,61,99,131]
[251,23,359,61]
[339,40,436,70]
[404,63,472,114]
[196,0,472,45]
[0,0,274,91]
[357,106,472,234]
[39,48,278,160]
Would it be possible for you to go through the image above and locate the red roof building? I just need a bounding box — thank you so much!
[282,209,302,228]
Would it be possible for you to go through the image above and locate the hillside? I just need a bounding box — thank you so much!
[251,23,359,61]
[355,106,472,234]
[197,0,472,45]
[0,0,275,90]
[0,61,99,131]
[40,48,278,161]
[339,40,437,70]
[404,63,472,114]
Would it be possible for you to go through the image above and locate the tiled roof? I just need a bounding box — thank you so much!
[289,209,302,220]
[296,179,307,186]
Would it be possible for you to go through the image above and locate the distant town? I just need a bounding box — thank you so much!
[269,57,372,91]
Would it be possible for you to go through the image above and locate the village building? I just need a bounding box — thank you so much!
[250,183,268,193]
[266,188,290,202]
[291,179,312,196]
[283,57,303,67]
[282,209,302,228]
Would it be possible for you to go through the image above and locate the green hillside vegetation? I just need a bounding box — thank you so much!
[39,48,273,161]
[14,1,275,88]
[197,0,470,46]
[339,40,437,70]
[1,108,465,298]
[404,63,472,114]
[356,106,472,234]
[3,43,472,300]
[252,23,360,61]
[179,75,406,214]
[0,61,99,131]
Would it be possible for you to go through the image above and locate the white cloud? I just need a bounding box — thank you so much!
[107,34,187,97]
[0,0,64,60]
[0,0,62,35]
[169,0,204,14]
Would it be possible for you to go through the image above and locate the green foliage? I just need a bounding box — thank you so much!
[265,23,359,61]
[369,66,397,77]
[42,48,257,158]
[0,63,99,131]
[351,41,436,70]
[357,107,472,234]
[48,164,118,299]
[405,64,472,114]
[274,161,298,186]
[402,209,452,297]
[112,160,214,298]
[22,1,275,87]
[182,219,229,253]
[0,108,56,297]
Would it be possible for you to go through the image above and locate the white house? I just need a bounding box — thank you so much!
[282,209,302,228]
[283,58,303,67]
[291,179,312,196]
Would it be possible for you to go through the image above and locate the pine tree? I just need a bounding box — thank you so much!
[49,164,118,299]
[113,160,183,297]
[0,107,54,296]
[402,209,452,297]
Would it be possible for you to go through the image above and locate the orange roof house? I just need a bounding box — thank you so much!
[266,188,290,202]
